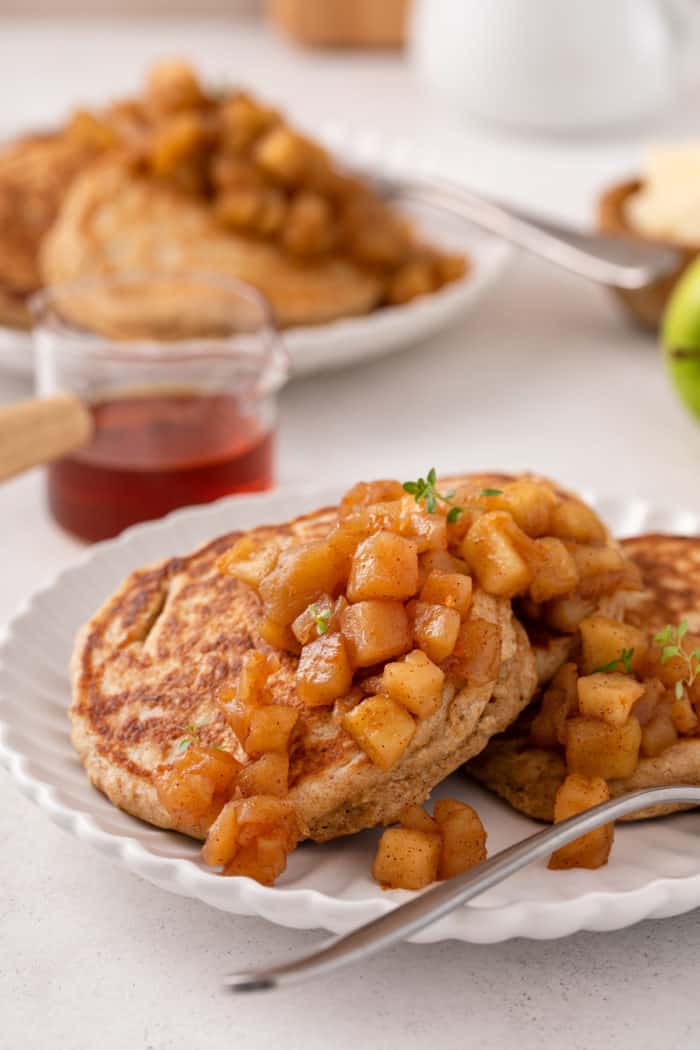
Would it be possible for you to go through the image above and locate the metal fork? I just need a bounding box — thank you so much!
[365,172,679,289]
[224,785,700,992]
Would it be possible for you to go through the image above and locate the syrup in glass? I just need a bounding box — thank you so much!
[48,390,274,542]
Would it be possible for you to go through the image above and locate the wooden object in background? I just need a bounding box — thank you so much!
[597,180,693,332]
[0,394,93,482]
[267,0,408,48]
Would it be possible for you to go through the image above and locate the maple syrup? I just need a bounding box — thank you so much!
[48,390,274,542]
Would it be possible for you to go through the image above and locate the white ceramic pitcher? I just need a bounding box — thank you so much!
[410,0,700,131]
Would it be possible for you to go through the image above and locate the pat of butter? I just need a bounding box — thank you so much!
[625,145,700,246]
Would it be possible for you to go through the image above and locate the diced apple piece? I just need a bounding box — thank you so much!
[155,745,241,825]
[237,753,289,798]
[641,708,679,757]
[218,534,279,590]
[631,678,666,726]
[224,836,289,885]
[420,571,473,617]
[340,600,412,667]
[549,500,606,545]
[338,479,404,518]
[544,593,596,633]
[399,504,448,553]
[671,693,699,734]
[383,649,445,718]
[433,798,469,824]
[343,694,416,770]
[578,615,647,675]
[529,537,579,603]
[258,540,346,624]
[372,827,441,889]
[291,594,334,645]
[413,602,461,663]
[462,512,533,597]
[449,617,501,686]
[244,705,298,757]
[570,544,627,598]
[202,800,239,866]
[437,804,487,879]
[258,616,300,654]
[400,804,440,834]
[548,774,613,870]
[347,531,419,602]
[234,795,303,847]
[487,480,557,538]
[418,549,468,586]
[566,716,641,779]
[238,649,278,707]
[530,663,579,748]
[296,633,353,706]
[577,673,645,728]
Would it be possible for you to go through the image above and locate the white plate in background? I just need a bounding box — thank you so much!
[1,484,699,943]
[0,125,512,378]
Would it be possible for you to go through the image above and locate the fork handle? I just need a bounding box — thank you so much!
[397,177,679,290]
[225,785,700,992]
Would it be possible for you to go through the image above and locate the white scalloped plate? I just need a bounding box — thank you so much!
[0,126,512,378]
[1,485,700,943]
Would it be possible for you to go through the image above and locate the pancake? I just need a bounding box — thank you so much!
[71,473,633,845]
[40,162,384,331]
[71,485,536,843]
[0,132,98,327]
[468,535,700,821]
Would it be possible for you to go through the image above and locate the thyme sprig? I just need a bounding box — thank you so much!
[654,621,700,700]
[402,468,502,524]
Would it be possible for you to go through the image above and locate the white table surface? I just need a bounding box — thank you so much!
[2,18,700,1050]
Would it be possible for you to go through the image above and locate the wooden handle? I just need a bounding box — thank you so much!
[0,394,93,482]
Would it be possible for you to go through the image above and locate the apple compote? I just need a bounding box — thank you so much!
[65,59,468,311]
[526,614,700,869]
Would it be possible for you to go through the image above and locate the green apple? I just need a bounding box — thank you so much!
[662,257,700,420]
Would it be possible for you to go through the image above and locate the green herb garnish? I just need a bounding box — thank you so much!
[403,469,505,524]
[403,468,465,522]
[654,621,700,700]
[592,647,635,675]
[176,718,210,753]
[310,604,331,635]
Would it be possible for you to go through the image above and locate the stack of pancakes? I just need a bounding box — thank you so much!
[71,473,655,847]
[468,535,700,821]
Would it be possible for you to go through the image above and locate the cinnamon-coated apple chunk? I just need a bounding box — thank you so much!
[296,633,353,706]
[244,705,298,757]
[548,774,614,870]
[201,799,240,867]
[578,615,647,675]
[530,663,579,748]
[237,753,289,798]
[641,708,679,756]
[419,571,473,617]
[218,534,279,590]
[382,649,445,718]
[340,600,412,667]
[462,512,533,598]
[342,694,416,770]
[449,617,501,686]
[372,827,442,890]
[399,803,440,834]
[155,746,241,825]
[347,531,419,602]
[529,537,579,603]
[413,602,461,664]
[565,716,641,779]
[485,480,556,538]
[435,801,487,879]
[549,500,606,545]
[577,672,645,727]
[258,541,346,624]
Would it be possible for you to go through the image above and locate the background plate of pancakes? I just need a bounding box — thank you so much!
[0,121,513,378]
[2,484,700,943]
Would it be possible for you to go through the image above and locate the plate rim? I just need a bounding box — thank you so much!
[1,483,700,943]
